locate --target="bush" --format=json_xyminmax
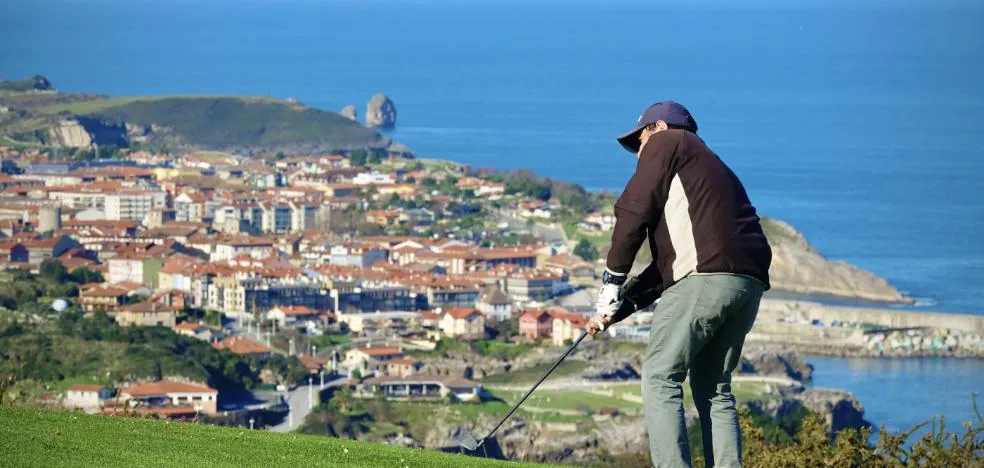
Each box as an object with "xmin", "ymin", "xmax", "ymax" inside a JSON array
[
  {"xmin": 730, "ymin": 402, "xmax": 984, "ymax": 468},
  {"xmin": 574, "ymin": 238, "xmax": 599, "ymax": 261}
]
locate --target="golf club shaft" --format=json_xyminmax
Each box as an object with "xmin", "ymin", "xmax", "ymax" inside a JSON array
[{"xmin": 480, "ymin": 330, "xmax": 589, "ymax": 444}]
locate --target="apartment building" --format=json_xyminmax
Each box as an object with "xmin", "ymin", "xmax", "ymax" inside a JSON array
[{"xmin": 104, "ymin": 191, "xmax": 167, "ymax": 221}]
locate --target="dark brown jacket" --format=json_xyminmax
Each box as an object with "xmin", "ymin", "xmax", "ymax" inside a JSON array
[{"xmin": 606, "ymin": 129, "xmax": 772, "ymax": 295}]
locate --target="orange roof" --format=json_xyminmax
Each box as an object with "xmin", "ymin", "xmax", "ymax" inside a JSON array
[
  {"xmin": 68, "ymin": 384, "xmax": 106, "ymax": 392},
  {"xmin": 297, "ymin": 354, "xmax": 324, "ymax": 372},
  {"xmin": 519, "ymin": 309, "xmax": 552, "ymax": 322},
  {"xmin": 212, "ymin": 336, "xmax": 273, "ymax": 355},
  {"xmin": 122, "ymin": 380, "xmax": 216, "ymax": 397},
  {"xmin": 444, "ymin": 307, "xmax": 482, "ymax": 320},
  {"xmin": 81, "ymin": 284, "xmax": 129, "ymax": 297},
  {"xmin": 388, "ymin": 358, "xmax": 420, "ymax": 366},
  {"xmin": 419, "ymin": 311, "xmax": 440, "ymax": 320},
  {"xmin": 173, "ymin": 322, "xmax": 202, "ymax": 332},
  {"xmin": 353, "ymin": 346, "xmax": 402, "ymax": 357},
  {"xmin": 549, "ymin": 308, "xmax": 588, "ymax": 326},
  {"xmin": 270, "ymin": 305, "xmax": 316, "ymax": 316}
]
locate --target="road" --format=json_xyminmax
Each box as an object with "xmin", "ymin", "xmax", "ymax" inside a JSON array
[{"xmin": 269, "ymin": 375, "xmax": 347, "ymax": 433}]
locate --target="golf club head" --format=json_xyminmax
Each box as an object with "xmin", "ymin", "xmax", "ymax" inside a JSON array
[{"xmin": 454, "ymin": 430, "xmax": 480, "ymax": 451}]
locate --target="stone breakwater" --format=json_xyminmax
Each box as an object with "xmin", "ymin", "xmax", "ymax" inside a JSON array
[{"xmin": 749, "ymin": 299, "xmax": 984, "ymax": 358}]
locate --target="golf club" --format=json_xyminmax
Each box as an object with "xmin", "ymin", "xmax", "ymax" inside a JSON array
[{"xmin": 455, "ymin": 329, "xmax": 589, "ymax": 452}]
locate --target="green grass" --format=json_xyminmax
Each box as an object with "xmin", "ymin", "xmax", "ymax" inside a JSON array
[
  {"xmin": 34, "ymin": 95, "xmax": 276, "ymax": 115},
  {"xmin": 18, "ymin": 95, "xmax": 387, "ymax": 153},
  {"xmin": 561, "ymin": 222, "xmax": 610, "ymax": 250},
  {"xmin": 488, "ymin": 389, "xmax": 642, "ymax": 412},
  {"xmin": 0, "ymin": 407, "xmax": 551, "ymax": 468},
  {"xmin": 480, "ymin": 360, "xmax": 589, "ymax": 385}
]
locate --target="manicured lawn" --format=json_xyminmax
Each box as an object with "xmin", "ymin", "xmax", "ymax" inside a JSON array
[
  {"xmin": 0, "ymin": 407, "xmax": 551, "ymax": 468},
  {"xmin": 480, "ymin": 360, "xmax": 589, "ymax": 385},
  {"xmin": 489, "ymin": 388, "xmax": 643, "ymax": 412}
]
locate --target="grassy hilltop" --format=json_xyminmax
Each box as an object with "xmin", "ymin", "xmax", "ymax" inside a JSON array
[
  {"xmin": 0, "ymin": 407, "xmax": 548, "ymax": 468},
  {"xmin": 0, "ymin": 75, "xmax": 392, "ymax": 155}
]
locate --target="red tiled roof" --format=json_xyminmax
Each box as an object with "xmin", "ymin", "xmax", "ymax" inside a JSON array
[
  {"xmin": 418, "ymin": 311, "xmax": 440, "ymax": 320},
  {"xmin": 444, "ymin": 307, "xmax": 482, "ymax": 320},
  {"xmin": 388, "ymin": 358, "xmax": 420, "ymax": 366},
  {"xmin": 173, "ymin": 322, "xmax": 202, "ymax": 332},
  {"xmin": 270, "ymin": 305, "xmax": 316, "ymax": 316},
  {"xmin": 352, "ymin": 346, "xmax": 402, "ymax": 357},
  {"xmin": 122, "ymin": 380, "xmax": 216, "ymax": 397}
]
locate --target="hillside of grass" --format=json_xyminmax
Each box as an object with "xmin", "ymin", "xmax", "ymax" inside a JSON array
[
  {"xmin": 57, "ymin": 96, "xmax": 387, "ymax": 152},
  {"xmin": 0, "ymin": 75, "xmax": 399, "ymax": 155},
  {"xmin": 0, "ymin": 75, "xmax": 53, "ymax": 92},
  {"xmin": 0, "ymin": 407, "xmax": 548, "ymax": 468}
]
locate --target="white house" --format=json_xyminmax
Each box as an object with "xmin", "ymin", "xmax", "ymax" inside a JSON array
[
  {"xmin": 120, "ymin": 380, "xmax": 218, "ymax": 415},
  {"xmin": 212, "ymin": 237, "xmax": 275, "ymax": 261},
  {"xmin": 582, "ymin": 212, "xmax": 616, "ymax": 231},
  {"xmin": 266, "ymin": 305, "xmax": 322, "ymax": 328},
  {"xmin": 439, "ymin": 308, "xmax": 486, "ymax": 340},
  {"xmin": 352, "ymin": 172, "xmax": 395, "ymax": 185},
  {"xmin": 64, "ymin": 384, "xmax": 111, "ymax": 412},
  {"xmin": 476, "ymin": 288, "xmax": 513, "ymax": 321},
  {"xmin": 329, "ymin": 242, "xmax": 387, "ymax": 268},
  {"xmin": 356, "ymin": 375, "xmax": 485, "ymax": 402},
  {"xmin": 550, "ymin": 309, "xmax": 588, "ymax": 346},
  {"xmin": 344, "ymin": 345, "xmax": 404, "ymax": 372}
]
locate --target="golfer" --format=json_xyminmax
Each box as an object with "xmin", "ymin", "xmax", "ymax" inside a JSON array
[{"xmin": 587, "ymin": 101, "xmax": 772, "ymax": 468}]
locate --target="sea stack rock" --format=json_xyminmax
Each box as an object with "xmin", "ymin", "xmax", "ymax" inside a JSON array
[
  {"xmin": 340, "ymin": 105, "xmax": 358, "ymax": 121},
  {"xmin": 365, "ymin": 93, "xmax": 396, "ymax": 129}
]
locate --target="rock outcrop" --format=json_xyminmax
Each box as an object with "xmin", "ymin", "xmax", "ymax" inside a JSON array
[
  {"xmin": 365, "ymin": 93, "xmax": 397, "ymax": 128},
  {"xmin": 764, "ymin": 218, "xmax": 908, "ymax": 303},
  {"xmin": 746, "ymin": 387, "xmax": 870, "ymax": 435},
  {"xmin": 738, "ymin": 346, "xmax": 814, "ymax": 382},
  {"xmin": 340, "ymin": 105, "xmax": 358, "ymax": 121},
  {"xmin": 46, "ymin": 119, "xmax": 92, "ymax": 148}
]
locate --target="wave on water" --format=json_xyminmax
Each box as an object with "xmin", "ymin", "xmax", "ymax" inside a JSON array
[{"xmin": 908, "ymin": 297, "xmax": 939, "ymax": 308}]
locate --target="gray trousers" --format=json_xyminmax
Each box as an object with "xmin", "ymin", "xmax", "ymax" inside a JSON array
[{"xmin": 642, "ymin": 274, "xmax": 764, "ymax": 468}]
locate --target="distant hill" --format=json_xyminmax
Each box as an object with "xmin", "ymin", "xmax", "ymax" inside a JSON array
[
  {"xmin": 0, "ymin": 76, "xmax": 405, "ymax": 156},
  {"xmin": 0, "ymin": 74, "xmax": 54, "ymax": 92},
  {"xmin": 0, "ymin": 407, "xmax": 545, "ymax": 468}
]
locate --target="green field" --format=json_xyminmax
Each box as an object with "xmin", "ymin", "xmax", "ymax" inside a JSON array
[
  {"xmin": 34, "ymin": 95, "xmax": 277, "ymax": 115},
  {"xmin": 480, "ymin": 360, "xmax": 589, "ymax": 385},
  {"xmin": 0, "ymin": 407, "xmax": 551, "ymax": 468},
  {"xmin": 489, "ymin": 388, "xmax": 643, "ymax": 412},
  {"xmin": 485, "ymin": 380, "xmax": 769, "ymax": 417}
]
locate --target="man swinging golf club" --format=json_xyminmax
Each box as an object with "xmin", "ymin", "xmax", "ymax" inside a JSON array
[{"xmin": 587, "ymin": 101, "xmax": 772, "ymax": 468}]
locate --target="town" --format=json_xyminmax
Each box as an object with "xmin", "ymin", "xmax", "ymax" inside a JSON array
[{"xmin": 0, "ymin": 144, "xmax": 630, "ymax": 427}]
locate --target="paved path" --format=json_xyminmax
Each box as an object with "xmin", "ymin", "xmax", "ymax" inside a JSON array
[{"xmin": 269, "ymin": 376, "xmax": 346, "ymax": 433}]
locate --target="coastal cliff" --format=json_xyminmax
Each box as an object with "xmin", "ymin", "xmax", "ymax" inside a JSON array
[
  {"xmin": 761, "ymin": 218, "xmax": 908, "ymax": 303},
  {"xmin": 0, "ymin": 76, "xmax": 410, "ymax": 156}
]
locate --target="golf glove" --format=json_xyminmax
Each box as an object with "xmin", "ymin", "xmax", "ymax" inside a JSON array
[
  {"xmin": 586, "ymin": 313, "xmax": 613, "ymax": 336},
  {"xmin": 595, "ymin": 283, "xmax": 622, "ymax": 320}
]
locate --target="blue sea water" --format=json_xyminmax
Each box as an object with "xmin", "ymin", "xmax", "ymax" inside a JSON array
[{"xmin": 1, "ymin": 0, "xmax": 982, "ymax": 434}]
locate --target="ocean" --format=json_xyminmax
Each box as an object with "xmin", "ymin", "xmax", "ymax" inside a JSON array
[{"xmin": 1, "ymin": 0, "xmax": 982, "ymax": 436}]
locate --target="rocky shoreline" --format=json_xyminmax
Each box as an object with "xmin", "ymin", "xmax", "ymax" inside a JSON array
[{"xmin": 749, "ymin": 298, "xmax": 984, "ymax": 358}]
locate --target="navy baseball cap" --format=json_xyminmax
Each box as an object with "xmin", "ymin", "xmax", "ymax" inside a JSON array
[{"xmin": 617, "ymin": 101, "xmax": 699, "ymax": 153}]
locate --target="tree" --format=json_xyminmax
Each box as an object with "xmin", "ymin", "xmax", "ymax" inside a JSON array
[
  {"xmin": 39, "ymin": 259, "xmax": 68, "ymax": 282},
  {"xmin": 368, "ymin": 149, "xmax": 384, "ymax": 165},
  {"xmin": 574, "ymin": 238, "xmax": 599, "ymax": 261},
  {"xmin": 273, "ymin": 151, "xmax": 286, "ymax": 161},
  {"xmin": 71, "ymin": 267, "xmax": 104, "ymax": 284},
  {"xmin": 349, "ymin": 150, "xmax": 367, "ymax": 166}
]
